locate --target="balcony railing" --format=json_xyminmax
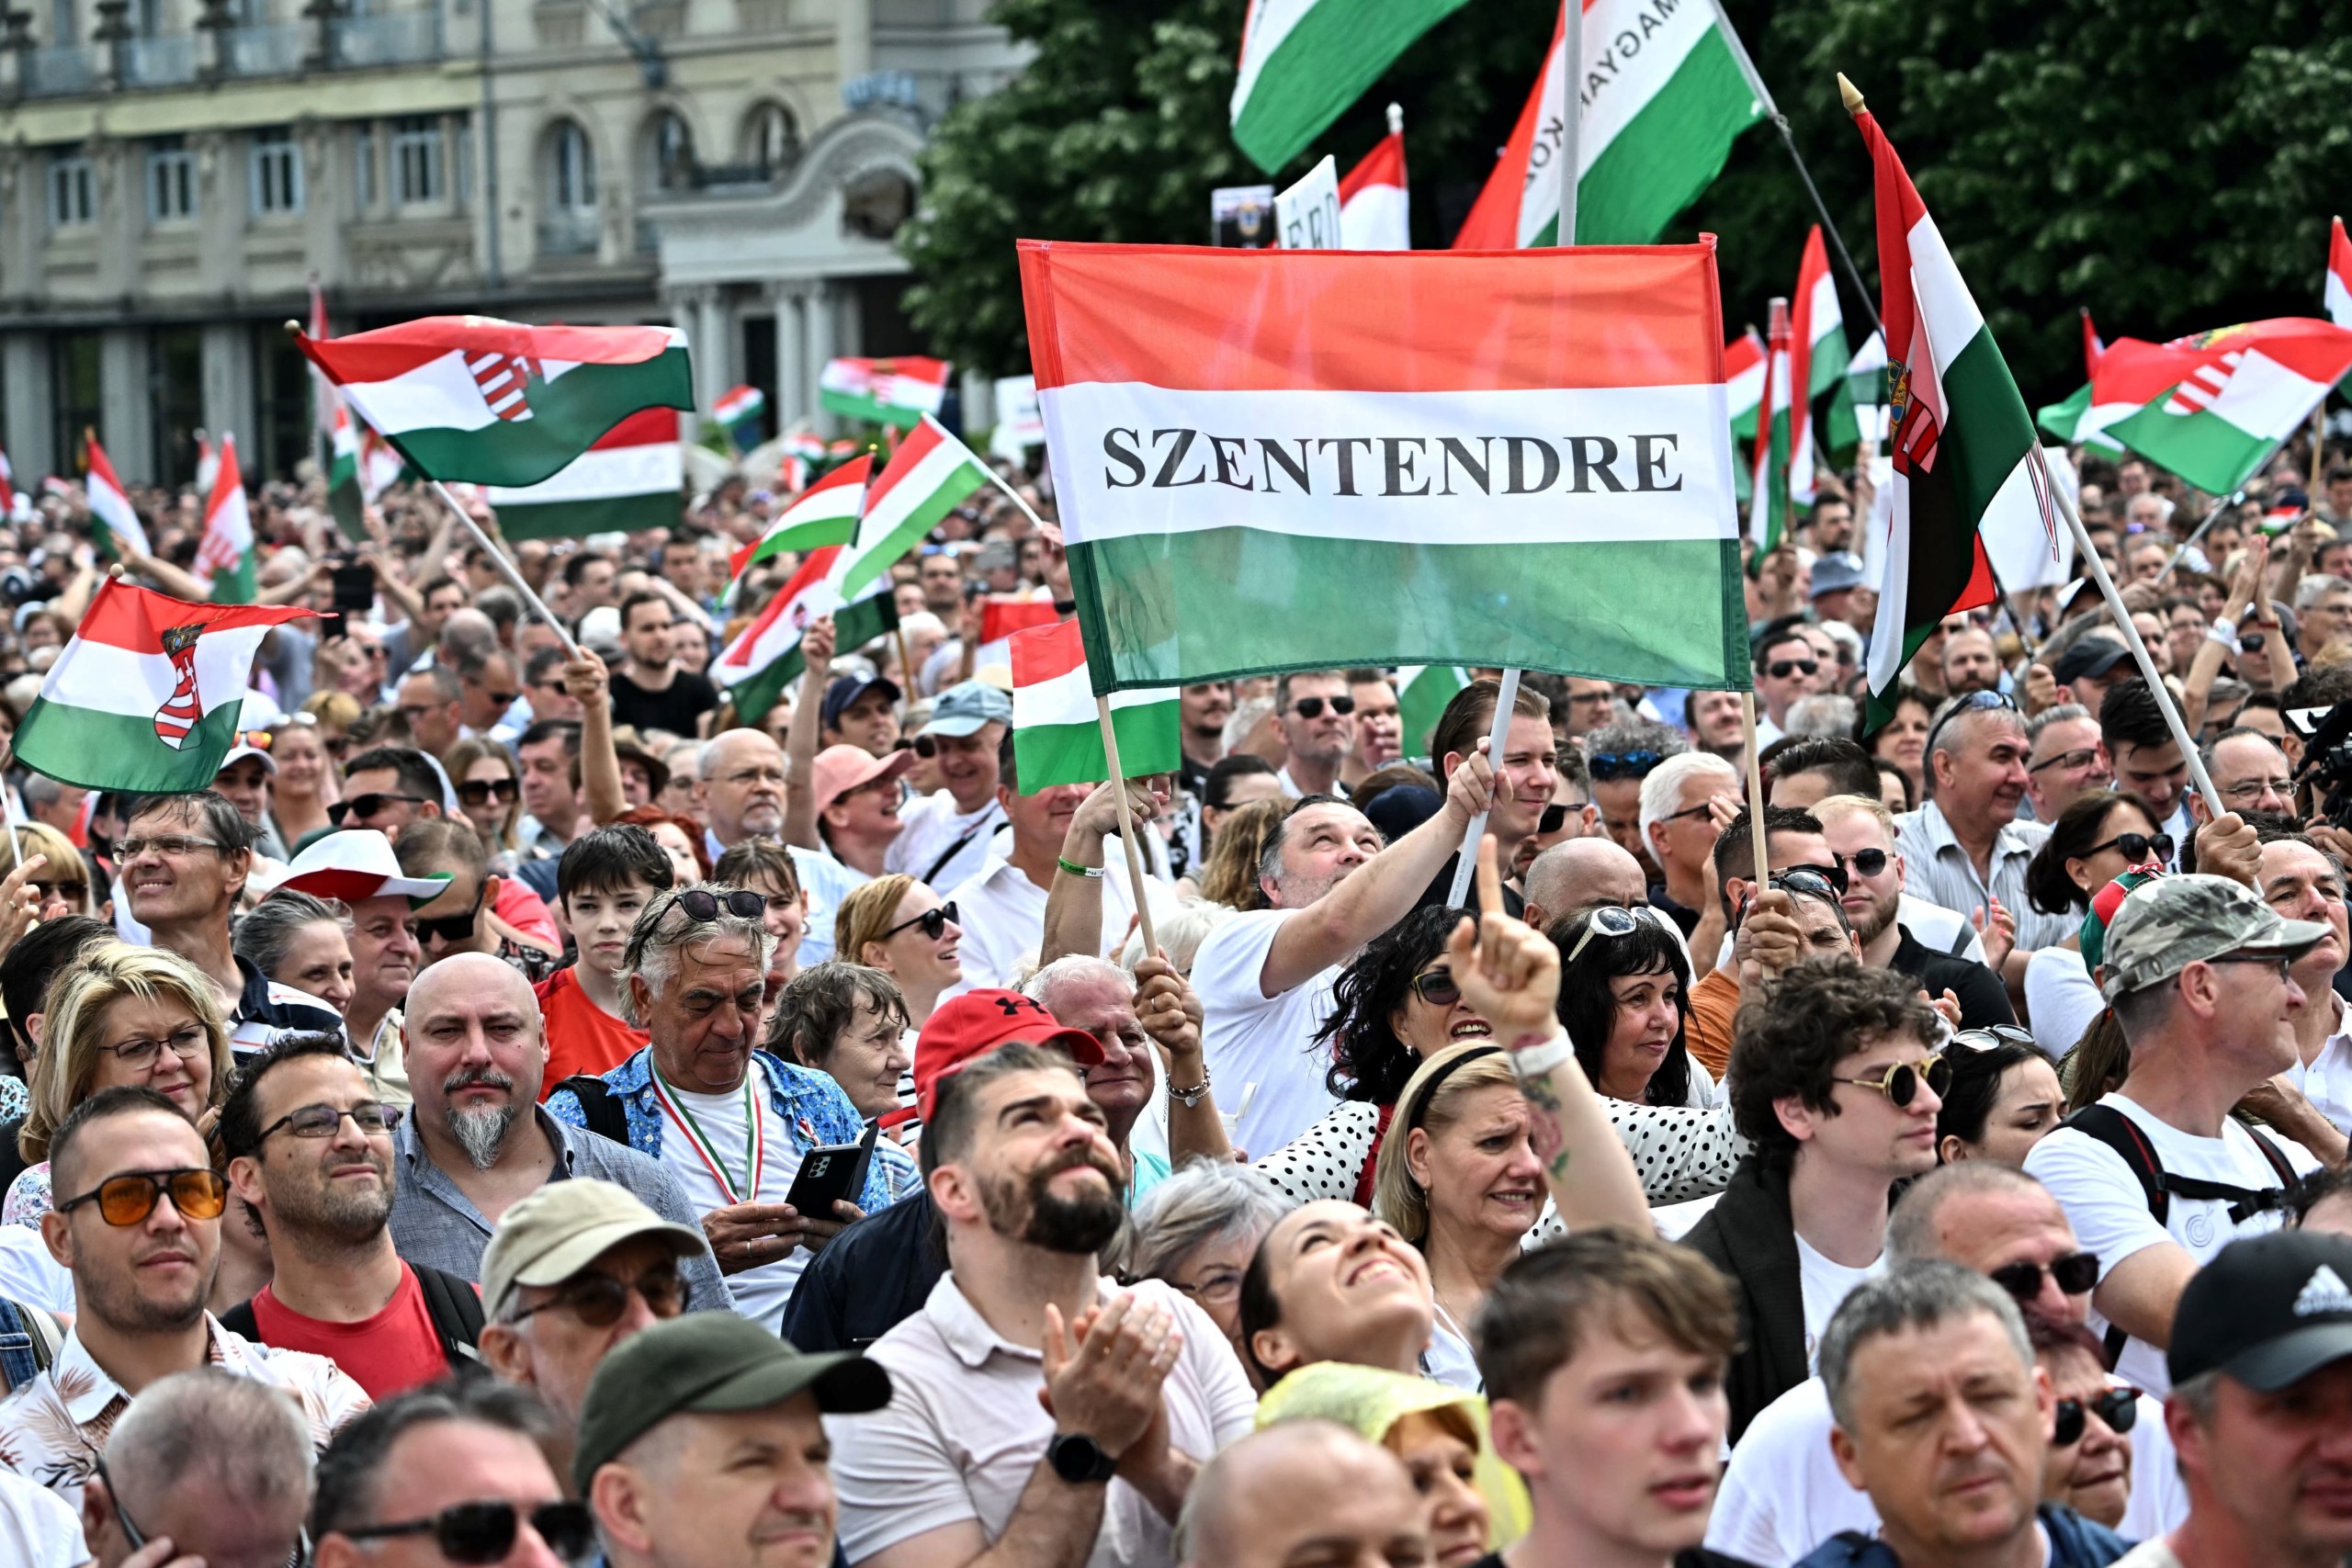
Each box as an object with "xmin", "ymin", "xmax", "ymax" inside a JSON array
[
  {"xmin": 335, "ymin": 8, "xmax": 438, "ymax": 67},
  {"xmin": 537, "ymin": 209, "xmax": 599, "ymax": 258},
  {"xmin": 219, "ymin": 21, "xmax": 305, "ymax": 74},
  {"xmin": 120, "ymin": 31, "xmax": 197, "ymax": 85},
  {"xmin": 22, "ymin": 43, "xmax": 97, "ymax": 95}
]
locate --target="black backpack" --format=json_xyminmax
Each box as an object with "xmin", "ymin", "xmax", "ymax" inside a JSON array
[
  {"xmin": 222, "ymin": 1263, "xmax": 486, "ymax": 1375},
  {"xmin": 554, "ymin": 1074, "xmax": 630, "ymax": 1145},
  {"xmin": 2060, "ymin": 1101, "xmax": 2299, "ymax": 1365}
]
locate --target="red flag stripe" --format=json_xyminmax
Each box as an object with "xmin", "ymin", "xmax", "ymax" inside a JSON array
[
  {"xmin": 1010, "ymin": 618, "xmax": 1085, "ymax": 686},
  {"xmin": 300, "ymin": 318, "xmax": 680, "ymax": 387},
  {"xmin": 71, "ymin": 579, "xmax": 316, "ymax": 657}
]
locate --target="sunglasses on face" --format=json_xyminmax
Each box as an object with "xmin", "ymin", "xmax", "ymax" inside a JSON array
[
  {"xmin": 56, "ymin": 1168, "xmax": 227, "ymax": 1226},
  {"xmin": 1829, "ymin": 1054, "xmax": 1952, "ymax": 1108},
  {"xmin": 2086, "ymin": 830, "xmax": 2173, "ymax": 865},
  {"xmin": 881, "ymin": 900, "xmax": 959, "ymax": 942},
  {"xmin": 509, "ymin": 1265, "xmax": 690, "ymax": 1327},
  {"xmin": 1539, "ymin": 802, "xmax": 1583, "ymax": 835},
  {"xmin": 1588, "ymin": 750, "xmax": 1666, "ymax": 781},
  {"xmin": 894, "ymin": 734, "xmax": 939, "ymax": 759},
  {"xmin": 1290, "ymin": 695, "xmax": 1355, "ymax": 719},
  {"xmin": 1839, "ymin": 848, "xmax": 1890, "ymax": 879},
  {"xmin": 456, "ymin": 777, "xmax": 520, "ymax": 808},
  {"xmin": 1986, "ymin": 1249, "xmax": 2101, "ymax": 1303},
  {"xmin": 256, "ymin": 1100, "xmax": 402, "ymax": 1144},
  {"xmin": 2052, "ymin": 1387, "xmax": 2139, "ymax": 1447},
  {"xmin": 1408, "ymin": 968, "xmax": 1461, "ymax": 1009},
  {"xmin": 28, "ymin": 877, "xmax": 86, "ymax": 904},
  {"xmin": 1765, "ymin": 659, "xmax": 1820, "ymax": 679},
  {"xmin": 1566, "ymin": 903, "xmax": 1646, "ymax": 964},
  {"xmin": 412, "ymin": 885, "xmax": 487, "ymax": 945},
  {"xmin": 328, "ymin": 793, "xmax": 429, "ymax": 826},
  {"xmin": 341, "ymin": 1500, "xmax": 596, "ymax": 1566}
]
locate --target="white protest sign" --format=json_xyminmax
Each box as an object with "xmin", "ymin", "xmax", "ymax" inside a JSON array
[
  {"xmin": 1274, "ymin": 155, "xmax": 1341, "ymax": 251},
  {"xmin": 989, "ymin": 375, "xmax": 1045, "ymax": 460}
]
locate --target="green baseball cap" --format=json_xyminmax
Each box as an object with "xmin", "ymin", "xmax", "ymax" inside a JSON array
[
  {"xmin": 2098, "ymin": 873, "xmax": 2332, "ymax": 1002},
  {"xmin": 571, "ymin": 1314, "xmax": 893, "ymax": 1492}
]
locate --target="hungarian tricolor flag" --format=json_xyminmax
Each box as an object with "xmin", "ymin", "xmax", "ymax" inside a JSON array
[
  {"xmin": 973, "ymin": 594, "xmax": 1063, "ymax": 674},
  {"xmin": 85, "ymin": 432, "xmax": 151, "ymax": 559},
  {"xmin": 729, "ymin": 455, "xmax": 871, "ymax": 584},
  {"xmin": 1847, "ymin": 78, "xmax": 2048, "ymax": 726},
  {"xmin": 2099, "ymin": 319, "xmax": 2352, "ymax": 495},
  {"xmin": 1726, "ymin": 328, "xmax": 1765, "ymax": 504},
  {"xmin": 14, "ymin": 579, "xmax": 317, "ymax": 792},
  {"xmin": 293, "ymin": 317, "xmax": 693, "ymax": 488},
  {"xmin": 1750, "ymin": 299, "xmax": 1792, "ymax": 561},
  {"xmin": 1228, "ymin": 0, "xmax": 1467, "ymax": 174},
  {"xmin": 716, "ymin": 385, "xmax": 767, "ymax": 453},
  {"xmin": 1451, "ymin": 0, "xmax": 1765, "ymax": 250},
  {"xmin": 819, "ymin": 356, "xmax": 952, "ymax": 429},
  {"xmin": 1338, "ymin": 112, "xmax": 1409, "ymax": 251},
  {"xmin": 713, "ymin": 543, "xmax": 899, "ymax": 723},
  {"xmin": 196, "ymin": 434, "xmax": 256, "ymax": 604},
  {"xmin": 1011, "ymin": 619, "xmax": 1181, "ymax": 789},
  {"xmin": 1846, "ymin": 329, "xmax": 1891, "ymax": 444},
  {"xmin": 326, "ymin": 396, "xmax": 365, "ymax": 541},
  {"xmin": 1788, "ymin": 225, "xmax": 1858, "ymax": 504},
  {"xmin": 1397, "ymin": 664, "xmax": 1466, "ymax": 754},
  {"xmin": 2329, "ymin": 217, "xmax": 2352, "ymax": 330},
  {"xmin": 1017, "ymin": 239, "xmax": 1746, "ymax": 692},
  {"xmin": 838, "ymin": 415, "xmax": 991, "ymax": 597},
  {"xmin": 484, "ymin": 407, "xmax": 684, "ymax": 539},
  {"xmin": 2035, "ymin": 335, "xmax": 2195, "ymax": 460}
]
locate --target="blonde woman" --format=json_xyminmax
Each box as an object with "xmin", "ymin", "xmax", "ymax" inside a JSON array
[
  {"xmin": 8, "ymin": 822, "xmax": 90, "ymax": 919},
  {"xmin": 6, "ymin": 942, "xmax": 234, "ymax": 1226},
  {"xmin": 267, "ymin": 713, "xmax": 340, "ymax": 849},
  {"xmin": 834, "ymin": 873, "xmax": 963, "ymax": 1027}
]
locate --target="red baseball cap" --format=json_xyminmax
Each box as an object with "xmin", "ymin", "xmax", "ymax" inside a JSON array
[{"xmin": 888, "ymin": 988, "xmax": 1104, "ymax": 1126}]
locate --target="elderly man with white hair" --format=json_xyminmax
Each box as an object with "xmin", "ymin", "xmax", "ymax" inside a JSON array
[
  {"xmin": 1638, "ymin": 750, "xmax": 1740, "ymax": 941},
  {"xmin": 81, "ymin": 1368, "xmax": 316, "ymax": 1568},
  {"xmin": 546, "ymin": 886, "xmax": 905, "ymax": 1329}
]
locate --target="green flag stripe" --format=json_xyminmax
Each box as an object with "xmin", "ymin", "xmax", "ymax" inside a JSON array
[
  {"xmin": 1015, "ymin": 705, "xmax": 1182, "ymax": 791},
  {"xmin": 380, "ymin": 351, "xmax": 692, "ymax": 487},
  {"xmin": 497, "ymin": 490, "xmax": 684, "ymax": 541},
  {"xmin": 1230, "ymin": 0, "xmax": 1471, "ymax": 173},
  {"xmin": 15, "ymin": 700, "xmax": 243, "ymax": 793},
  {"xmin": 1574, "ymin": 29, "xmax": 1761, "ymax": 245}
]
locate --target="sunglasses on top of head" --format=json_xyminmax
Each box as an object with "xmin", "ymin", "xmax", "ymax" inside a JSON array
[{"xmin": 1587, "ymin": 750, "xmax": 1665, "ymax": 782}]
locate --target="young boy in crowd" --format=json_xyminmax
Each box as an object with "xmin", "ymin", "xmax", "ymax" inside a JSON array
[{"xmin": 536, "ymin": 825, "xmax": 674, "ymax": 1095}]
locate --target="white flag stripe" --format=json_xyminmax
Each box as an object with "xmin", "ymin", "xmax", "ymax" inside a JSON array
[
  {"xmin": 1581, "ymin": 0, "xmax": 1721, "ymax": 165},
  {"xmin": 88, "ymin": 474, "xmax": 151, "ymax": 557},
  {"xmin": 1905, "ymin": 214, "xmax": 1990, "ymax": 381},
  {"xmin": 1725, "ymin": 357, "xmax": 1765, "ymax": 416},
  {"xmin": 344, "ymin": 351, "xmax": 505, "ymax": 435},
  {"xmin": 2329, "ymin": 270, "xmax": 2352, "ymax": 331},
  {"xmin": 2195, "ymin": 349, "xmax": 2332, "ymax": 439},
  {"xmin": 1231, "ymin": 0, "xmax": 1317, "ymax": 113},
  {"xmin": 1041, "ymin": 382, "xmax": 1736, "ymax": 547},
  {"xmin": 39, "ymin": 636, "xmax": 266, "ymax": 724},
  {"xmin": 1015, "ymin": 662, "xmax": 1177, "ymax": 730},
  {"xmin": 486, "ymin": 440, "xmax": 682, "ymax": 504}
]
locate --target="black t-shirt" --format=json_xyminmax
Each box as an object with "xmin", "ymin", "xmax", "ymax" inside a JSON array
[
  {"xmin": 1888, "ymin": 926, "xmax": 2017, "ymax": 1032},
  {"xmin": 780, "ymin": 1187, "xmax": 944, "ymax": 1352},
  {"xmin": 608, "ymin": 668, "xmax": 719, "ymax": 736}
]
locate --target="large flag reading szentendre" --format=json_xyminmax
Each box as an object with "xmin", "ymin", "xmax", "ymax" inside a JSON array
[
  {"xmin": 1017, "ymin": 239, "xmax": 1746, "ymax": 692},
  {"xmin": 1451, "ymin": 0, "xmax": 1765, "ymax": 250},
  {"xmin": 293, "ymin": 318, "xmax": 693, "ymax": 488},
  {"xmin": 1229, "ymin": 0, "xmax": 1469, "ymax": 174},
  {"xmin": 1847, "ymin": 80, "xmax": 2049, "ymax": 725},
  {"xmin": 15, "ymin": 579, "xmax": 317, "ymax": 792}
]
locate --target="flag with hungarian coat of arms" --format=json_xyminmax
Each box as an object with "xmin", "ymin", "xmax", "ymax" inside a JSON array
[{"xmin": 12, "ymin": 579, "xmax": 318, "ymax": 792}]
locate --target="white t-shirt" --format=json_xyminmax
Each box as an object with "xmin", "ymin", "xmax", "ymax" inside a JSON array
[
  {"xmin": 653, "ymin": 1076, "xmax": 807, "ymax": 1330},
  {"xmin": 2025, "ymin": 1091, "xmax": 2319, "ymax": 1394},
  {"xmin": 1708, "ymin": 1374, "xmax": 2186, "ymax": 1562},
  {"xmin": 0, "ymin": 1471, "xmax": 81, "ymax": 1568},
  {"xmin": 1795, "ymin": 1234, "xmax": 1883, "ymax": 1372},
  {"xmin": 942, "ymin": 843, "xmax": 1171, "ymax": 994},
  {"xmin": 1191, "ymin": 908, "xmax": 1343, "ymax": 1159},
  {"xmin": 2025, "ymin": 946, "xmax": 2106, "ymax": 1060},
  {"xmin": 788, "ymin": 845, "xmax": 868, "ymax": 969},
  {"xmin": 0, "ymin": 1224, "xmax": 72, "ymax": 1315},
  {"xmin": 888, "ymin": 793, "xmax": 1004, "ymax": 891},
  {"xmin": 2112, "ymin": 1541, "xmax": 2185, "ymax": 1568}
]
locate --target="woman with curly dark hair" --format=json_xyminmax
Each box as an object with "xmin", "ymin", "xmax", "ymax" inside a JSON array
[{"xmin": 1551, "ymin": 907, "xmax": 1708, "ymax": 1108}]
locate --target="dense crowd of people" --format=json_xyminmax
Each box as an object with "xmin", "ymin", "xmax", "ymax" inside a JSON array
[{"xmin": 0, "ymin": 437, "xmax": 2343, "ymax": 1568}]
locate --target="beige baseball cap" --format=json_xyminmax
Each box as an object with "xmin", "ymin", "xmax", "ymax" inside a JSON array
[{"xmin": 479, "ymin": 1179, "xmax": 706, "ymax": 1319}]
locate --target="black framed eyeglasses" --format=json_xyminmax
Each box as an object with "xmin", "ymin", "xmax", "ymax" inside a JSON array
[
  {"xmin": 1588, "ymin": 750, "xmax": 1666, "ymax": 781},
  {"xmin": 508, "ymin": 1265, "xmax": 690, "ymax": 1327},
  {"xmin": 2027, "ymin": 746, "xmax": 2101, "ymax": 776},
  {"xmin": 881, "ymin": 900, "xmax": 960, "ymax": 942},
  {"xmin": 1922, "ymin": 690, "xmax": 2020, "ymax": 757},
  {"xmin": 56, "ymin": 1168, "xmax": 227, "ymax": 1227},
  {"xmin": 254, "ymin": 1100, "xmax": 402, "ymax": 1145},
  {"xmin": 340, "ymin": 1500, "xmax": 595, "ymax": 1565},
  {"xmin": 2086, "ymin": 830, "xmax": 2173, "ymax": 866},
  {"xmin": 1289, "ymin": 694, "xmax": 1355, "ymax": 719},
  {"xmin": 2052, "ymin": 1387, "xmax": 2139, "ymax": 1447},
  {"xmin": 673, "ymin": 887, "xmax": 767, "ymax": 923},
  {"xmin": 328, "ymin": 792, "xmax": 429, "ymax": 826},
  {"xmin": 1829, "ymin": 1054, "xmax": 1952, "ymax": 1108},
  {"xmin": 1986, "ymin": 1249, "xmax": 2101, "ymax": 1303}
]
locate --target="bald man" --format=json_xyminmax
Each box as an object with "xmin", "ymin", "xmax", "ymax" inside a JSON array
[
  {"xmin": 1521, "ymin": 838, "xmax": 1651, "ymax": 935},
  {"xmin": 697, "ymin": 725, "xmax": 865, "ymax": 966},
  {"xmin": 1179, "ymin": 1421, "xmax": 1430, "ymax": 1568},
  {"xmin": 386, "ymin": 953, "xmax": 723, "ymax": 1299}
]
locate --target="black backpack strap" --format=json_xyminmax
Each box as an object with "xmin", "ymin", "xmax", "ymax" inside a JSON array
[
  {"xmin": 556, "ymin": 1075, "xmax": 630, "ymax": 1145},
  {"xmin": 218, "ymin": 1299, "xmax": 260, "ymax": 1340},
  {"xmin": 414, "ymin": 1265, "xmax": 486, "ymax": 1373},
  {"xmin": 921, "ymin": 807, "xmax": 1001, "ymax": 886},
  {"xmin": 2242, "ymin": 1121, "xmax": 2301, "ymax": 1189},
  {"xmin": 2062, "ymin": 1104, "xmax": 2168, "ymax": 1222}
]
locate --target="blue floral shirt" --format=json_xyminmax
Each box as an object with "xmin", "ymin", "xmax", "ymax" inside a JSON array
[{"xmin": 545, "ymin": 1048, "xmax": 917, "ymax": 1214}]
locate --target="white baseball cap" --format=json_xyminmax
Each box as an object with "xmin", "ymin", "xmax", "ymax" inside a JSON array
[{"xmin": 265, "ymin": 829, "xmax": 451, "ymax": 905}]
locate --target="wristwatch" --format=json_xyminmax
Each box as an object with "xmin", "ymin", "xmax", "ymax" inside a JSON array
[{"xmin": 1046, "ymin": 1431, "xmax": 1119, "ymax": 1484}]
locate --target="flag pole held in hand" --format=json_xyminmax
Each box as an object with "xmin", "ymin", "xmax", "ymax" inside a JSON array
[
  {"xmin": 1094, "ymin": 694, "xmax": 1159, "ymax": 957},
  {"xmin": 1445, "ymin": 669, "xmax": 1521, "ymax": 907},
  {"xmin": 1739, "ymin": 693, "xmax": 1770, "ymax": 887},
  {"xmin": 425, "ymin": 479, "xmax": 582, "ymax": 661}
]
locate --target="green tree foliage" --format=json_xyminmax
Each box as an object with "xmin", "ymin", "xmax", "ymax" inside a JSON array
[{"xmin": 902, "ymin": 0, "xmax": 2352, "ymax": 400}]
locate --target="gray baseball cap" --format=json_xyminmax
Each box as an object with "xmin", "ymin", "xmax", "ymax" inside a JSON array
[
  {"xmin": 2098, "ymin": 874, "xmax": 2332, "ymax": 1002},
  {"xmin": 922, "ymin": 679, "xmax": 1013, "ymax": 738}
]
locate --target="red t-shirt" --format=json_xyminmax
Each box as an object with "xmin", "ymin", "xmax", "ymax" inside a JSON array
[
  {"xmin": 249, "ymin": 1262, "xmax": 454, "ymax": 1399},
  {"xmin": 537, "ymin": 964, "xmax": 649, "ymax": 1097}
]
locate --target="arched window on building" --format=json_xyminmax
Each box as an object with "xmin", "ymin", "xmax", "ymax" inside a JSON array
[
  {"xmin": 741, "ymin": 101, "xmax": 799, "ymax": 177},
  {"xmin": 548, "ymin": 118, "xmax": 598, "ymax": 213},
  {"xmin": 645, "ymin": 108, "xmax": 695, "ymax": 192}
]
